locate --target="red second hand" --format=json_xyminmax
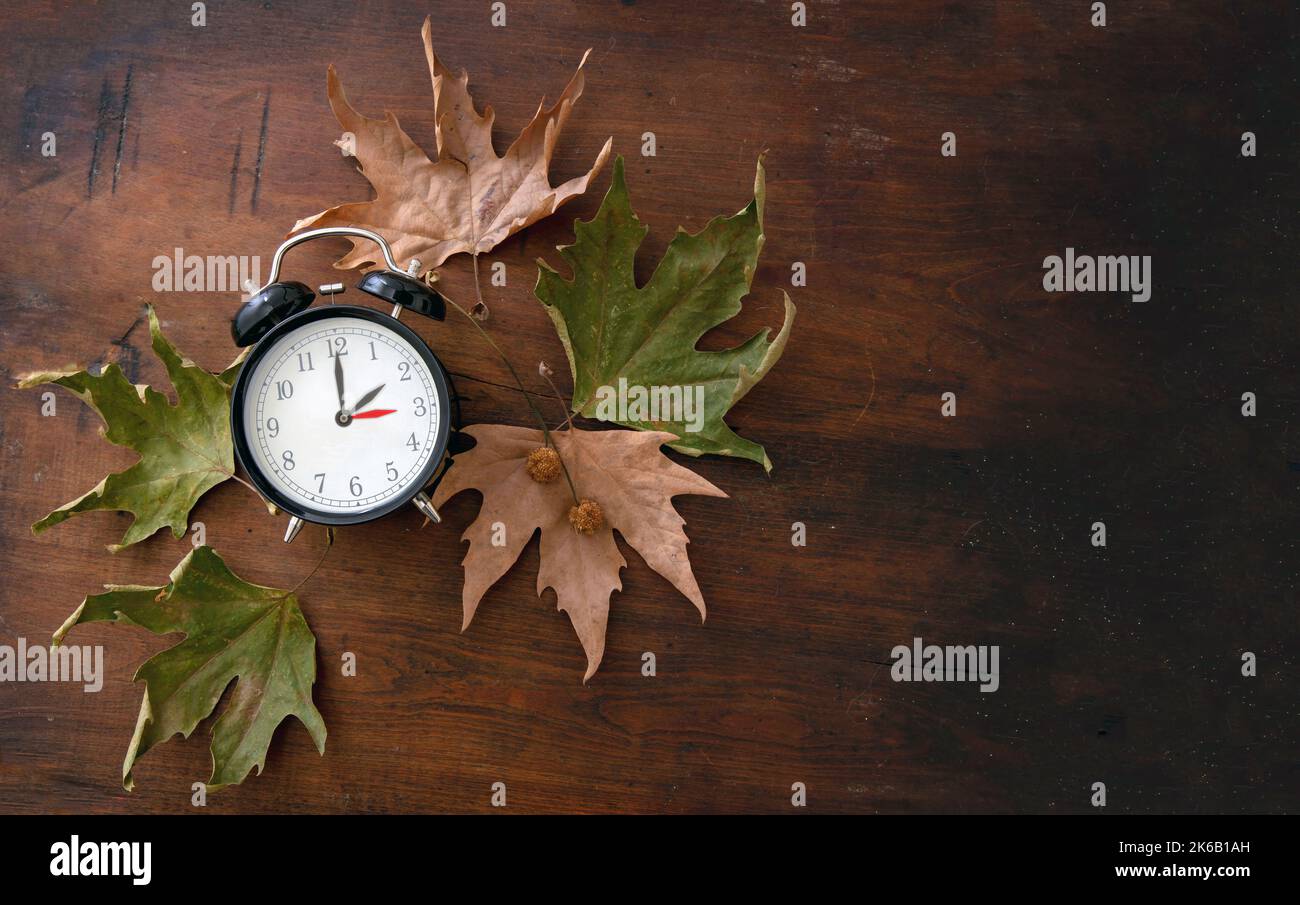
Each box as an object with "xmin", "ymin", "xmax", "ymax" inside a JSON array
[{"xmin": 351, "ymin": 409, "xmax": 397, "ymax": 419}]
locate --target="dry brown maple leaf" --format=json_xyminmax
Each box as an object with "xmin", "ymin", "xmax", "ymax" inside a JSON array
[
  {"xmin": 431, "ymin": 424, "xmax": 726, "ymax": 680},
  {"xmin": 292, "ymin": 17, "xmax": 612, "ymax": 270}
]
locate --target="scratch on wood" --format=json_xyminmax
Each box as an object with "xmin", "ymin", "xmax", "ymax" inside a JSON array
[
  {"xmin": 111, "ymin": 64, "xmax": 133, "ymax": 194},
  {"xmin": 87, "ymin": 77, "xmax": 113, "ymax": 197},
  {"xmin": 850, "ymin": 348, "xmax": 877, "ymax": 428},
  {"xmin": 18, "ymin": 86, "xmax": 40, "ymax": 155},
  {"xmin": 113, "ymin": 308, "xmax": 147, "ymax": 348},
  {"xmin": 19, "ymin": 169, "xmax": 61, "ymax": 195},
  {"xmin": 251, "ymin": 91, "xmax": 270, "ymax": 212},
  {"xmin": 89, "ymin": 308, "xmax": 147, "ymax": 383},
  {"xmin": 229, "ymin": 128, "xmax": 243, "ymax": 215}
]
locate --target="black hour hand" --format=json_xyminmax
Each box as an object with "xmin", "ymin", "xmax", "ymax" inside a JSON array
[{"xmin": 351, "ymin": 383, "xmax": 385, "ymax": 413}]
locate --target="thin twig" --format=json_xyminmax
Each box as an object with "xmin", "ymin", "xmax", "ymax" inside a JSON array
[
  {"xmin": 228, "ymin": 471, "xmax": 261, "ymax": 496},
  {"xmin": 431, "ymin": 270, "xmax": 580, "ymax": 506},
  {"xmin": 539, "ymin": 365, "xmax": 576, "ymax": 434},
  {"xmin": 469, "ymin": 253, "xmax": 490, "ymax": 320},
  {"xmin": 538, "ymin": 364, "xmax": 580, "ymax": 503},
  {"xmin": 287, "ymin": 528, "xmax": 333, "ymax": 596}
]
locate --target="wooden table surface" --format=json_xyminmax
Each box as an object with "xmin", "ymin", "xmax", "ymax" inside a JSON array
[{"xmin": 0, "ymin": 0, "xmax": 1295, "ymax": 814}]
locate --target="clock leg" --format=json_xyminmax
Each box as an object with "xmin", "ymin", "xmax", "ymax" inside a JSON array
[
  {"xmin": 284, "ymin": 516, "xmax": 305, "ymax": 544},
  {"xmin": 412, "ymin": 492, "xmax": 441, "ymax": 524}
]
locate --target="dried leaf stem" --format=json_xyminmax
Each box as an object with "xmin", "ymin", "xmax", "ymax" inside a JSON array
[
  {"xmin": 435, "ymin": 274, "xmax": 580, "ymax": 505},
  {"xmin": 288, "ymin": 527, "xmax": 334, "ymax": 596}
]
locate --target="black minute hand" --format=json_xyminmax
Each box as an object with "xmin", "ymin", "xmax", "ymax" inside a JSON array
[{"xmin": 334, "ymin": 351, "xmax": 345, "ymax": 411}]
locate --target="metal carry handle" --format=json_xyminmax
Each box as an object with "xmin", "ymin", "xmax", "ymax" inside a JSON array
[{"xmin": 256, "ymin": 227, "xmax": 401, "ymax": 294}]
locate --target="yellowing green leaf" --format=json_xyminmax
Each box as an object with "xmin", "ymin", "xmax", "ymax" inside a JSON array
[
  {"xmin": 17, "ymin": 306, "xmax": 240, "ymax": 551},
  {"xmin": 53, "ymin": 546, "xmax": 326, "ymax": 791},
  {"xmin": 536, "ymin": 155, "xmax": 795, "ymax": 471}
]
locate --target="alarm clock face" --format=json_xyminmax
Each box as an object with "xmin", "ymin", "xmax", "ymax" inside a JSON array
[{"xmin": 232, "ymin": 306, "xmax": 451, "ymax": 524}]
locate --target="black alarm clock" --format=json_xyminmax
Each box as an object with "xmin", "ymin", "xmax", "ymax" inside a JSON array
[{"xmin": 230, "ymin": 227, "xmax": 456, "ymax": 542}]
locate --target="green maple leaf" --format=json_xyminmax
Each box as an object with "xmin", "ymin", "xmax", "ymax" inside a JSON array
[
  {"xmin": 53, "ymin": 546, "xmax": 326, "ymax": 791},
  {"xmin": 536, "ymin": 155, "xmax": 795, "ymax": 471},
  {"xmin": 17, "ymin": 306, "xmax": 242, "ymax": 551}
]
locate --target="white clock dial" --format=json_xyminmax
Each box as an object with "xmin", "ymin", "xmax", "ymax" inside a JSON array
[{"xmin": 240, "ymin": 315, "xmax": 442, "ymax": 516}]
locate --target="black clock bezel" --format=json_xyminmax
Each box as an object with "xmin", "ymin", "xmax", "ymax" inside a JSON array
[{"xmin": 230, "ymin": 304, "xmax": 453, "ymax": 526}]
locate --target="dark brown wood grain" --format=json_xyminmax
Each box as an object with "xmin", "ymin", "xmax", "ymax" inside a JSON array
[{"xmin": 0, "ymin": 0, "xmax": 1295, "ymax": 814}]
